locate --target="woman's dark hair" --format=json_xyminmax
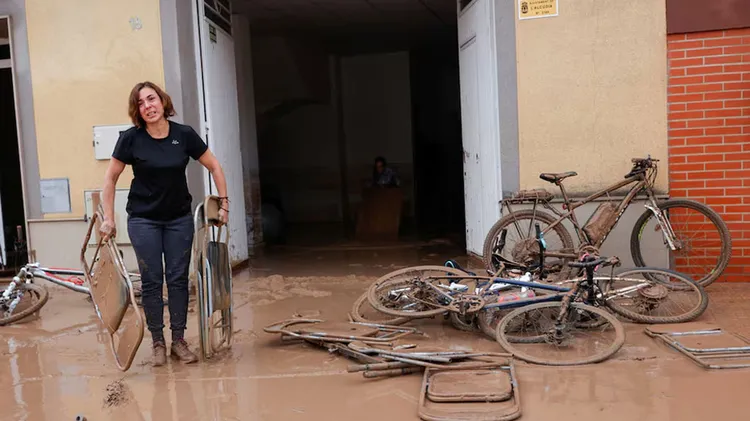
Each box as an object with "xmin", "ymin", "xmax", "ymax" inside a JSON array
[{"xmin": 374, "ymin": 156, "xmax": 387, "ymax": 166}]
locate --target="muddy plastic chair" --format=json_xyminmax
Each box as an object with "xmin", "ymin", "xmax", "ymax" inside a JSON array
[
  {"xmin": 191, "ymin": 195, "xmax": 233, "ymax": 359},
  {"xmin": 80, "ymin": 204, "xmax": 144, "ymax": 372},
  {"xmin": 418, "ymin": 356, "xmax": 522, "ymax": 421}
]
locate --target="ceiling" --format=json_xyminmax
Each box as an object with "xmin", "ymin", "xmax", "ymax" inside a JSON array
[{"xmin": 233, "ymin": 0, "xmax": 458, "ymax": 34}]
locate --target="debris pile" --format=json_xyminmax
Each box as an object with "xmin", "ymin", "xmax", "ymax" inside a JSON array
[{"xmin": 264, "ymin": 318, "xmax": 522, "ymax": 420}]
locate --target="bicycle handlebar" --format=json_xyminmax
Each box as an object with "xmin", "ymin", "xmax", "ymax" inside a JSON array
[
  {"xmin": 626, "ymin": 155, "xmax": 659, "ymax": 178},
  {"xmin": 631, "ymin": 156, "xmax": 659, "ymax": 164}
]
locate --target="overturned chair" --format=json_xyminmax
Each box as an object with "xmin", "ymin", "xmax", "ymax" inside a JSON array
[
  {"xmin": 191, "ymin": 195, "xmax": 233, "ymax": 360},
  {"xmin": 80, "ymin": 201, "xmax": 144, "ymax": 372}
]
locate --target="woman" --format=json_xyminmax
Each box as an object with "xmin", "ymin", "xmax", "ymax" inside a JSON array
[{"xmin": 100, "ymin": 81, "xmax": 229, "ymax": 367}]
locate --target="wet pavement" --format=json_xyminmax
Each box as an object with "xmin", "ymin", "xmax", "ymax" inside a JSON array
[{"xmin": 2, "ymin": 243, "xmax": 750, "ymax": 421}]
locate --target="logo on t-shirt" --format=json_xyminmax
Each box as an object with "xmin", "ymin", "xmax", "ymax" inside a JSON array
[{"xmin": 172, "ymin": 139, "xmax": 180, "ymax": 145}]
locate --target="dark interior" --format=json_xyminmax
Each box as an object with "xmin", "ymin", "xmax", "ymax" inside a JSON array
[
  {"xmin": 0, "ymin": 67, "xmax": 27, "ymax": 270},
  {"xmin": 242, "ymin": 1, "xmax": 466, "ymax": 248}
]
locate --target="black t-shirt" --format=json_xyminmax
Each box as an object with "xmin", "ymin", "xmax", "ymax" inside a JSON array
[{"xmin": 111, "ymin": 120, "xmax": 208, "ymax": 221}]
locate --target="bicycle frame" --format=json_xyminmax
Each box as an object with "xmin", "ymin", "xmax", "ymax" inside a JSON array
[
  {"xmin": 3, "ymin": 263, "xmax": 90, "ymax": 294},
  {"xmin": 1, "ymin": 264, "xmax": 89, "ymax": 317},
  {"xmin": 431, "ymin": 265, "xmax": 651, "ymax": 314},
  {"xmin": 439, "ymin": 274, "xmax": 579, "ymax": 312},
  {"xmin": 502, "ymin": 161, "xmax": 679, "ymax": 260}
]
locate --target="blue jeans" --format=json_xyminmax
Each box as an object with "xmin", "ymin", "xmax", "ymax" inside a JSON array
[{"xmin": 127, "ymin": 213, "xmax": 193, "ymax": 343}]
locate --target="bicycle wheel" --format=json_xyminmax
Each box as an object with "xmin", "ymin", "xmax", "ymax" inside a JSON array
[
  {"xmin": 477, "ymin": 286, "xmax": 556, "ymax": 340},
  {"xmin": 599, "ymin": 267, "xmax": 708, "ymax": 324},
  {"xmin": 350, "ymin": 290, "xmax": 411, "ymax": 326},
  {"xmin": 366, "ymin": 265, "xmax": 474, "ymax": 319},
  {"xmin": 630, "ymin": 199, "xmax": 731, "ymax": 287},
  {"xmin": 482, "ymin": 210, "xmax": 576, "ymax": 281},
  {"xmin": 495, "ymin": 301, "xmax": 625, "ymax": 366},
  {"xmin": 0, "ymin": 283, "xmax": 49, "ymax": 326}
]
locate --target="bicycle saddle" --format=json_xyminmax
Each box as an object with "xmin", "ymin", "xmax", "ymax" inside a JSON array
[{"xmin": 539, "ymin": 171, "xmax": 577, "ymax": 184}]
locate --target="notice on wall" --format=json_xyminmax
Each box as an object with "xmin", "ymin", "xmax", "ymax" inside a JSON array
[
  {"xmin": 40, "ymin": 178, "xmax": 71, "ymax": 214},
  {"xmin": 519, "ymin": 0, "xmax": 558, "ymax": 20}
]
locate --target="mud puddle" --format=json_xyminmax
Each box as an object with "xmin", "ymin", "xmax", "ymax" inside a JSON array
[{"xmin": 3, "ymin": 253, "xmax": 750, "ymax": 420}]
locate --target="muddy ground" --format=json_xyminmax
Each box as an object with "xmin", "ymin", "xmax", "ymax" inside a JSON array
[{"xmin": 2, "ymin": 242, "xmax": 750, "ymax": 420}]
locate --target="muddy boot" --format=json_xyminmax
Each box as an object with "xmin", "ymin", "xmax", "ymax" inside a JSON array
[
  {"xmin": 170, "ymin": 339, "xmax": 198, "ymax": 364},
  {"xmin": 152, "ymin": 341, "xmax": 167, "ymax": 367}
]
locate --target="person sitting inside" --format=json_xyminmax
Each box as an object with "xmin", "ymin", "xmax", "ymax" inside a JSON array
[{"xmin": 372, "ymin": 156, "xmax": 400, "ymax": 188}]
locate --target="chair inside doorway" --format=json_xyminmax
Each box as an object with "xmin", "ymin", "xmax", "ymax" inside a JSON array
[{"xmin": 355, "ymin": 187, "xmax": 404, "ymax": 242}]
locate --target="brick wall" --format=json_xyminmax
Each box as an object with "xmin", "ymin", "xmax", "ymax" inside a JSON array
[{"xmin": 667, "ymin": 27, "xmax": 750, "ymax": 282}]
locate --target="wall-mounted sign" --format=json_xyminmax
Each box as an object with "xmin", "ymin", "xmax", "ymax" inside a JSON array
[
  {"xmin": 209, "ymin": 24, "xmax": 217, "ymax": 43},
  {"xmin": 93, "ymin": 124, "xmax": 131, "ymax": 160},
  {"xmin": 519, "ymin": 0, "xmax": 558, "ymax": 20},
  {"xmin": 40, "ymin": 178, "xmax": 71, "ymax": 214}
]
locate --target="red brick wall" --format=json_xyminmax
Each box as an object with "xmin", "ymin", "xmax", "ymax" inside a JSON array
[{"xmin": 668, "ymin": 27, "xmax": 750, "ymax": 282}]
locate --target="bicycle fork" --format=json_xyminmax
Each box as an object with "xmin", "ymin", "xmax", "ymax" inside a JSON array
[
  {"xmin": 645, "ymin": 200, "xmax": 682, "ymax": 251},
  {"xmin": 1, "ymin": 278, "xmax": 23, "ymax": 316},
  {"xmin": 549, "ymin": 283, "xmax": 580, "ymax": 344}
]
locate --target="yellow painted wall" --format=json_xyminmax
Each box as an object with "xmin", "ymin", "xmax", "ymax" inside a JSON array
[
  {"xmin": 516, "ymin": 0, "xmax": 669, "ymax": 195},
  {"xmin": 24, "ymin": 0, "xmax": 165, "ymax": 218}
]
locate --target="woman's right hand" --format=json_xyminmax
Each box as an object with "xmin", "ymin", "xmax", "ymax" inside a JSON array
[{"xmin": 100, "ymin": 218, "xmax": 117, "ymax": 241}]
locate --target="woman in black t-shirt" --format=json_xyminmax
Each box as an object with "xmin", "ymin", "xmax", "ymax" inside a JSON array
[{"xmin": 100, "ymin": 81, "xmax": 230, "ymax": 367}]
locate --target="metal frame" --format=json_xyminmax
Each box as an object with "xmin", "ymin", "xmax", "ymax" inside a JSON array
[
  {"xmin": 645, "ymin": 326, "xmax": 750, "ymax": 369},
  {"xmin": 264, "ymin": 318, "xmax": 422, "ymax": 347},
  {"xmin": 502, "ymin": 162, "xmax": 663, "ymax": 257},
  {"xmin": 192, "ymin": 195, "xmax": 233, "ymax": 359},
  {"xmin": 79, "ymin": 206, "xmax": 143, "ymax": 371},
  {"xmin": 418, "ymin": 357, "xmax": 521, "ymax": 421}
]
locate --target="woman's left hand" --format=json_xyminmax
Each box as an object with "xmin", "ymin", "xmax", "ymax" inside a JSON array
[{"xmin": 218, "ymin": 208, "xmax": 228, "ymax": 226}]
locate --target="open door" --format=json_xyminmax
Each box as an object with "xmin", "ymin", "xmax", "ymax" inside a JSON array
[
  {"xmin": 192, "ymin": 0, "xmax": 249, "ymax": 264},
  {"xmin": 457, "ymin": 1, "xmax": 503, "ymax": 255},
  {"xmin": 0, "ymin": 16, "xmax": 27, "ymax": 271}
]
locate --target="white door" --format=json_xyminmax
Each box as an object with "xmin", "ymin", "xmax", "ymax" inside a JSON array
[
  {"xmin": 457, "ymin": 0, "xmax": 502, "ymax": 255},
  {"xmin": 0, "ymin": 190, "xmax": 5, "ymax": 266},
  {"xmin": 459, "ymin": 38, "xmax": 481, "ymax": 254},
  {"xmin": 194, "ymin": 2, "xmax": 249, "ymax": 264}
]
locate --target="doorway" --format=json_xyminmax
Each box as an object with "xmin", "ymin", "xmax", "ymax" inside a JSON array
[
  {"xmin": 245, "ymin": 19, "xmax": 466, "ymax": 248},
  {"xmin": 0, "ymin": 17, "xmax": 27, "ymax": 272}
]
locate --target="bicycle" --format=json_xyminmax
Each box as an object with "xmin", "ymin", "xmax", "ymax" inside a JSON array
[
  {"xmin": 492, "ymin": 256, "xmax": 627, "ymax": 366},
  {"xmin": 365, "ymin": 255, "xmax": 707, "ymax": 323},
  {"xmin": 0, "ymin": 263, "xmax": 88, "ymax": 325},
  {"xmin": 368, "ymin": 253, "xmax": 708, "ymax": 365},
  {"xmin": 482, "ymin": 156, "xmax": 732, "ymax": 287},
  {"xmin": 0, "ymin": 261, "xmax": 141, "ymax": 326},
  {"xmin": 349, "ymin": 253, "xmax": 539, "ymax": 328}
]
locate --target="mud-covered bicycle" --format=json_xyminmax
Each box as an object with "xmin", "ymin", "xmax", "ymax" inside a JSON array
[
  {"xmin": 0, "ymin": 261, "xmax": 141, "ymax": 326},
  {"xmin": 362, "ymin": 253, "xmax": 708, "ymax": 365},
  {"xmin": 482, "ymin": 156, "xmax": 731, "ymax": 287}
]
